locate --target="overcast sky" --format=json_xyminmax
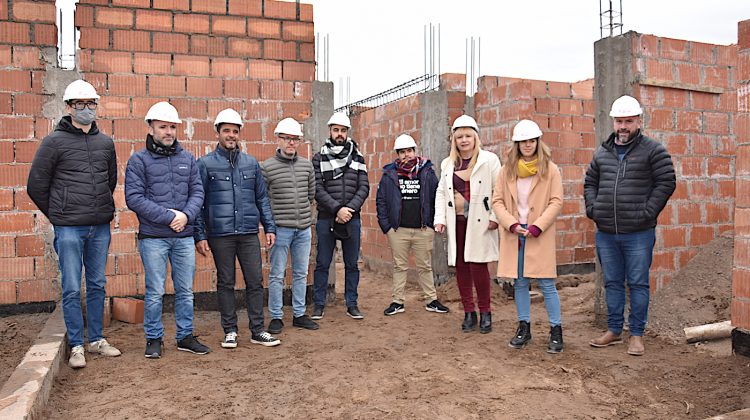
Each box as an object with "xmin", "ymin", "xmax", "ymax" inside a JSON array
[{"xmin": 307, "ymin": 0, "xmax": 749, "ymax": 108}]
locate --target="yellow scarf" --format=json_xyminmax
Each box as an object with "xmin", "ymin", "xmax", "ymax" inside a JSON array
[{"xmin": 517, "ymin": 158, "xmax": 538, "ymax": 178}]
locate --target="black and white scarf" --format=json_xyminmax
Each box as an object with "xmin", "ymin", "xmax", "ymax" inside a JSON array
[{"xmin": 319, "ymin": 138, "xmax": 367, "ymax": 180}]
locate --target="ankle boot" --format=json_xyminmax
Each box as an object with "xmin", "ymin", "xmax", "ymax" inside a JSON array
[
  {"xmin": 509, "ymin": 321, "xmax": 532, "ymax": 349},
  {"xmin": 547, "ymin": 325, "xmax": 563, "ymax": 354},
  {"xmin": 479, "ymin": 312, "xmax": 492, "ymax": 334},
  {"xmin": 461, "ymin": 312, "xmax": 477, "ymax": 332}
]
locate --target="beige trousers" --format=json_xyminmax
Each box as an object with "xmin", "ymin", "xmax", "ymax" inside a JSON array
[{"xmin": 387, "ymin": 227, "xmax": 437, "ymax": 304}]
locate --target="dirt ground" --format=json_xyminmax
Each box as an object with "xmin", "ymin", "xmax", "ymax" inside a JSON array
[
  {"xmin": 40, "ymin": 259, "xmax": 750, "ymax": 420},
  {"xmin": 0, "ymin": 312, "xmax": 49, "ymax": 386}
]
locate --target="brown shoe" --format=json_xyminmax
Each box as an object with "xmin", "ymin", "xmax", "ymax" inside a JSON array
[
  {"xmin": 589, "ymin": 331, "xmax": 623, "ymax": 348},
  {"xmin": 627, "ymin": 336, "xmax": 645, "ymax": 356}
]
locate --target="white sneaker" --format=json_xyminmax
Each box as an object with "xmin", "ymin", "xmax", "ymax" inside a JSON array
[
  {"xmin": 88, "ymin": 338, "xmax": 122, "ymax": 357},
  {"xmin": 221, "ymin": 332, "xmax": 238, "ymax": 348},
  {"xmin": 69, "ymin": 345, "xmax": 86, "ymax": 368}
]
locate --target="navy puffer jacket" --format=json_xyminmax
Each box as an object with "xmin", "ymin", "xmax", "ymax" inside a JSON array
[
  {"xmin": 584, "ymin": 131, "xmax": 676, "ymax": 234},
  {"xmin": 125, "ymin": 137, "xmax": 204, "ymax": 238},
  {"xmin": 376, "ymin": 160, "xmax": 438, "ymax": 233},
  {"xmin": 194, "ymin": 145, "xmax": 276, "ymax": 241}
]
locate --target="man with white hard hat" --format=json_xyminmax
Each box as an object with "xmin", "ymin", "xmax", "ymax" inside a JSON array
[
  {"xmin": 311, "ymin": 112, "xmax": 370, "ymax": 320},
  {"xmin": 377, "ymin": 134, "xmax": 449, "ymax": 316},
  {"xmin": 194, "ymin": 108, "xmax": 280, "ymax": 349},
  {"xmin": 125, "ymin": 101, "xmax": 209, "ymax": 358},
  {"xmin": 585, "ymin": 95, "xmax": 675, "ymax": 356},
  {"xmin": 261, "ymin": 117, "xmax": 319, "ymax": 334},
  {"xmin": 27, "ymin": 79, "xmax": 121, "ymax": 369}
]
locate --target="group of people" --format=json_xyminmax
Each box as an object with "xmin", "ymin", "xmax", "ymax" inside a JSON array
[{"xmin": 27, "ymin": 79, "xmax": 675, "ymax": 369}]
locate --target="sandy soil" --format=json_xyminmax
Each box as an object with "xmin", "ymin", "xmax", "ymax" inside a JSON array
[
  {"xmin": 40, "ymin": 261, "xmax": 750, "ymax": 420},
  {"xmin": 0, "ymin": 312, "xmax": 49, "ymax": 385}
]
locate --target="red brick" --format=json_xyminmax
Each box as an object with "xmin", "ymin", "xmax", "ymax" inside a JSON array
[
  {"xmin": 207, "ymin": 99, "xmax": 242, "ymax": 118},
  {"xmin": 265, "ymin": 0, "xmax": 296, "ymax": 20},
  {"xmin": 703, "ymin": 67, "xmax": 730, "ymax": 89},
  {"xmin": 18, "ymin": 278, "xmax": 56, "ymax": 302},
  {"xmin": 174, "ymin": 13, "xmax": 208, "ymax": 34},
  {"xmin": 732, "ymin": 269, "xmax": 750, "ymax": 305},
  {"xmin": 75, "ymin": 5, "xmax": 94, "ymax": 27},
  {"xmin": 112, "ymin": 119, "xmax": 145, "ymax": 140},
  {"xmin": 0, "ymin": 117, "xmax": 34, "ymax": 139},
  {"xmin": 149, "ymin": 75, "xmax": 186, "ymax": 97},
  {"xmin": 0, "ymin": 212, "xmax": 33, "ymax": 233},
  {"xmin": 547, "ymin": 81, "xmax": 571, "ymax": 98},
  {"xmin": 300, "ymin": 3, "xmax": 313, "ymax": 21},
  {"xmin": 211, "ymin": 57, "xmax": 247, "ymax": 78},
  {"xmin": 33, "ymin": 24, "xmax": 56, "ymax": 46},
  {"xmin": 263, "ymin": 39, "xmax": 295, "ymax": 60},
  {"xmin": 212, "ymin": 15, "xmax": 246, "ymax": 36},
  {"xmin": 224, "ymin": 79, "xmax": 259, "ymax": 99},
  {"xmin": 691, "ymin": 91, "xmax": 717, "ymax": 110},
  {"xmin": 661, "ymin": 88, "xmax": 689, "ymax": 108},
  {"xmin": 0, "ymin": 45, "xmax": 10, "ymax": 67},
  {"xmin": 14, "ymin": 141, "xmax": 38, "ymax": 163},
  {"xmin": 185, "ymin": 77, "xmax": 222, "ymax": 98},
  {"xmin": 0, "ymin": 143, "xmax": 11, "ymax": 163},
  {"xmin": 739, "ymin": 20, "xmax": 750, "ymax": 50},
  {"xmin": 680, "ymin": 156, "xmax": 703, "ymax": 177},
  {"xmin": 248, "ymin": 18, "xmax": 280, "ymax": 38},
  {"xmin": 153, "ymin": 32, "xmax": 189, "ymax": 54},
  {"xmin": 16, "ymin": 234, "xmax": 44, "ymax": 257},
  {"xmin": 106, "ymin": 274, "xmax": 138, "ymax": 297},
  {"xmin": 0, "ymin": 281, "xmax": 15, "ymax": 304},
  {"xmin": 675, "ymin": 62, "xmax": 700, "ymax": 85},
  {"xmin": 707, "ymin": 156, "xmax": 732, "ymax": 177},
  {"xmin": 79, "ymin": 27, "xmax": 110, "ymax": 49},
  {"xmin": 282, "ymin": 61, "xmax": 313, "ymax": 81},
  {"xmin": 660, "ymin": 37, "xmax": 689, "ymax": 60},
  {"xmin": 0, "ymin": 163, "xmax": 28, "ymax": 186},
  {"xmin": 0, "ymin": 22, "xmax": 31, "ymax": 44},
  {"xmin": 153, "ymin": 0, "xmax": 188, "ymax": 11},
  {"xmin": 173, "ymin": 55, "xmax": 210, "ymax": 77},
  {"xmin": 558, "ymin": 99, "xmax": 582, "ymax": 115},
  {"xmin": 260, "ymin": 80, "xmax": 294, "ymax": 100},
  {"xmin": 133, "ymin": 53, "xmax": 171, "ymax": 75},
  {"xmin": 739, "ymin": 179, "xmax": 750, "ymax": 208},
  {"xmin": 99, "ymin": 96, "xmax": 130, "ymax": 118},
  {"xmin": 170, "ymin": 98, "xmax": 208, "ymax": 120},
  {"xmin": 300, "ymin": 42, "xmax": 314, "ymax": 62},
  {"xmin": 191, "ymin": 34, "xmax": 226, "ymax": 56},
  {"xmin": 132, "ymin": 97, "xmax": 163, "ymax": 118},
  {"xmin": 14, "ymin": 93, "xmax": 43, "ymax": 115},
  {"xmin": 675, "ymin": 110, "xmax": 700, "ymax": 132},
  {"xmin": 12, "ymin": 1, "xmax": 55, "ymax": 23},
  {"xmin": 676, "ymin": 202, "xmax": 702, "ymax": 224},
  {"xmin": 229, "ymin": 0, "xmax": 261, "ymax": 17},
  {"xmin": 78, "ymin": 50, "xmax": 93, "ymax": 72},
  {"xmin": 282, "ymin": 21, "xmax": 313, "ymax": 42},
  {"xmin": 113, "ymin": 0, "xmax": 151, "ymax": 7},
  {"xmin": 636, "ymin": 34, "xmax": 659, "ymax": 57},
  {"xmin": 707, "ymin": 202, "xmax": 732, "ymax": 223},
  {"xmin": 96, "ymin": 7, "xmax": 134, "ymax": 28},
  {"xmin": 192, "ymin": 0, "xmax": 225, "ymax": 13},
  {"xmin": 691, "ymin": 42, "xmax": 716, "ymax": 65},
  {"xmin": 110, "ymin": 231, "xmax": 136, "ymax": 253},
  {"xmin": 113, "ymin": 30, "xmax": 151, "ymax": 52},
  {"xmin": 703, "ymin": 112, "xmax": 729, "ymax": 135},
  {"xmin": 13, "ymin": 188, "xmax": 35, "ymax": 210},
  {"xmin": 228, "ymin": 37, "xmax": 262, "ymax": 58},
  {"xmin": 281, "ymin": 101, "xmax": 311, "ymax": 121},
  {"xmin": 135, "ymin": 9, "xmax": 172, "ymax": 31},
  {"xmin": 108, "ymin": 73, "xmax": 146, "ymax": 96},
  {"xmin": 11, "ymin": 47, "xmax": 39, "ymax": 70},
  {"xmin": 112, "ymin": 297, "xmax": 145, "ymax": 323},
  {"xmin": 93, "ymin": 50, "xmax": 132, "ymax": 73}
]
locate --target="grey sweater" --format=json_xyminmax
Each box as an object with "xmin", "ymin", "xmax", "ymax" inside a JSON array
[{"xmin": 261, "ymin": 149, "xmax": 315, "ymax": 229}]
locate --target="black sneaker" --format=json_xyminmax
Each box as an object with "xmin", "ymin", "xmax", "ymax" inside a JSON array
[
  {"xmin": 384, "ymin": 302, "xmax": 405, "ymax": 316},
  {"xmin": 221, "ymin": 332, "xmax": 238, "ymax": 349},
  {"xmin": 293, "ymin": 315, "xmax": 320, "ymax": 330},
  {"xmin": 177, "ymin": 334, "xmax": 211, "ymax": 355},
  {"xmin": 547, "ymin": 325, "xmax": 564, "ymax": 354},
  {"xmin": 250, "ymin": 331, "xmax": 281, "ymax": 347},
  {"xmin": 311, "ymin": 305, "xmax": 324, "ymax": 320},
  {"xmin": 425, "ymin": 300, "xmax": 449, "ymax": 313},
  {"xmin": 145, "ymin": 338, "xmax": 163, "ymax": 359},
  {"xmin": 268, "ymin": 318, "xmax": 284, "ymax": 334},
  {"xmin": 346, "ymin": 306, "xmax": 364, "ymax": 319},
  {"xmin": 509, "ymin": 321, "xmax": 532, "ymax": 349}
]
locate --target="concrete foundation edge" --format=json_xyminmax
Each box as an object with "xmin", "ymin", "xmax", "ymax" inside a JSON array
[{"xmin": 0, "ymin": 304, "xmax": 66, "ymax": 420}]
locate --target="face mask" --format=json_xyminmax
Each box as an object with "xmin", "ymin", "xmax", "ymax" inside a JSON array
[{"xmin": 72, "ymin": 108, "xmax": 96, "ymax": 126}]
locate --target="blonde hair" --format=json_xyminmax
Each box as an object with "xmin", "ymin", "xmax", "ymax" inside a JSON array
[
  {"xmin": 449, "ymin": 127, "xmax": 482, "ymax": 171},
  {"xmin": 503, "ymin": 138, "xmax": 553, "ymax": 181}
]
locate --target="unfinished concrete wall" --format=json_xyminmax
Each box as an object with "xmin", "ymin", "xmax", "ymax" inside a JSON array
[{"xmin": 0, "ymin": 0, "xmax": 318, "ymax": 306}]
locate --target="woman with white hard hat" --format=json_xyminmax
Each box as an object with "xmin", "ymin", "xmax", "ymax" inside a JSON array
[
  {"xmin": 434, "ymin": 115, "xmax": 501, "ymax": 334},
  {"xmin": 492, "ymin": 119, "xmax": 564, "ymax": 353}
]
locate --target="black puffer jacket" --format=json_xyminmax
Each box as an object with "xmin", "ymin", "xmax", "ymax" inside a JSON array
[
  {"xmin": 27, "ymin": 117, "xmax": 117, "ymax": 226},
  {"xmin": 312, "ymin": 149, "xmax": 370, "ymax": 220},
  {"xmin": 584, "ymin": 131, "xmax": 675, "ymax": 234}
]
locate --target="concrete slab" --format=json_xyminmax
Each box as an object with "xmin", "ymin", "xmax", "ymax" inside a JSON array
[{"xmin": 0, "ymin": 305, "xmax": 66, "ymax": 420}]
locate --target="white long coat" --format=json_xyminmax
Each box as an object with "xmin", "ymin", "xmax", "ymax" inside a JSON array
[{"xmin": 434, "ymin": 150, "xmax": 501, "ymax": 266}]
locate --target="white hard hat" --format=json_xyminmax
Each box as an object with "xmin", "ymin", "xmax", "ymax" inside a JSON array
[
  {"xmin": 452, "ymin": 115, "xmax": 478, "ymax": 132},
  {"xmin": 63, "ymin": 80, "xmax": 99, "ymax": 101},
  {"xmin": 274, "ymin": 117, "xmax": 303, "ymax": 137},
  {"xmin": 393, "ymin": 134, "xmax": 417, "ymax": 151},
  {"xmin": 609, "ymin": 95, "xmax": 643, "ymax": 117},
  {"xmin": 144, "ymin": 101, "xmax": 181, "ymax": 124},
  {"xmin": 214, "ymin": 108, "xmax": 243, "ymax": 129},
  {"xmin": 512, "ymin": 119, "xmax": 543, "ymax": 142},
  {"xmin": 327, "ymin": 112, "xmax": 351, "ymax": 128}
]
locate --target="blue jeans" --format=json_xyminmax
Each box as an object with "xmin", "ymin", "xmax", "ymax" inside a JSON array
[
  {"xmin": 313, "ymin": 218, "xmax": 361, "ymax": 308},
  {"xmin": 269, "ymin": 226, "xmax": 312, "ymax": 319},
  {"xmin": 54, "ymin": 224, "xmax": 111, "ymax": 348},
  {"xmin": 139, "ymin": 237, "xmax": 196, "ymax": 341},
  {"xmin": 515, "ymin": 232, "xmax": 561, "ymax": 326},
  {"xmin": 596, "ymin": 228, "xmax": 656, "ymax": 336}
]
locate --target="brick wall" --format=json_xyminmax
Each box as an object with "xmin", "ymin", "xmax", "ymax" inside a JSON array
[
  {"xmin": 0, "ymin": 0, "xmax": 316, "ymax": 305},
  {"xmin": 629, "ymin": 33, "xmax": 737, "ymax": 289},
  {"xmin": 474, "ymin": 76, "xmax": 597, "ymax": 271},
  {"xmin": 733, "ymin": 19, "xmax": 750, "ymax": 330}
]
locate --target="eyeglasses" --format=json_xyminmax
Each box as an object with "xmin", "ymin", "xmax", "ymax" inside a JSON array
[
  {"xmin": 70, "ymin": 101, "xmax": 98, "ymax": 110},
  {"xmin": 279, "ymin": 136, "xmax": 302, "ymax": 144}
]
